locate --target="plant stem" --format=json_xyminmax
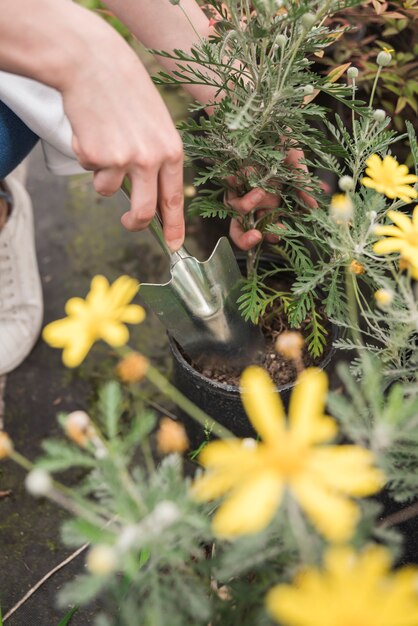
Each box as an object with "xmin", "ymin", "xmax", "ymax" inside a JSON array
[{"xmin": 146, "ymin": 365, "xmax": 234, "ymax": 440}]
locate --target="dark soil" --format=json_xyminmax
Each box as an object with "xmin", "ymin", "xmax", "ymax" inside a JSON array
[{"xmin": 193, "ymin": 311, "xmax": 333, "ymax": 387}]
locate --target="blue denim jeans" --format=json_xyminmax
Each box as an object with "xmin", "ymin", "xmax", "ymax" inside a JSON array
[{"xmin": 0, "ymin": 101, "xmax": 39, "ymax": 179}]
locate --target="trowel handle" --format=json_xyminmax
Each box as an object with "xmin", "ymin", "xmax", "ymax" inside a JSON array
[{"xmin": 121, "ymin": 178, "xmax": 190, "ymax": 264}]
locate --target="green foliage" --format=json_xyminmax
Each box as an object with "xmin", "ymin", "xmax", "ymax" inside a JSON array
[{"xmin": 57, "ymin": 607, "xmax": 78, "ymax": 626}]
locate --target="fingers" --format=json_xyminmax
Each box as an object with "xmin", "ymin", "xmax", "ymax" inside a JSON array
[
  {"xmin": 93, "ymin": 167, "xmax": 125, "ymax": 197},
  {"xmin": 120, "ymin": 169, "xmax": 158, "ymax": 232},
  {"xmin": 229, "ymin": 219, "xmax": 262, "ymax": 250},
  {"xmin": 158, "ymin": 144, "xmax": 185, "ymax": 251},
  {"xmin": 285, "ymin": 146, "xmax": 318, "ymax": 209},
  {"xmin": 227, "ymin": 187, "xmax": 266, "ymax": 214}
]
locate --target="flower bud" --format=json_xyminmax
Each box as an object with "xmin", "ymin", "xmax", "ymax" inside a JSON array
[
  {"xmin": 152, "ymin": 501, "xmax": 181, "ymax": 529},
  {"xmin": 338, "ymin": 176, "xmax": 355, "ymax": 192},
  {"xmin": 373, "ymin": 109, "xmax": 386, "ymax": 122},
  {"xmin": 0, "ymin": 432, "xmax": 13, "ymax": 460},
  {"xmin": 116, "ymin": 352, "xmax": 149, "ymax": 383},
  {"xmin": 25, "ymin": 469, "xmax": 52, "ymax": 497},
  {"xmin": 157, "ymin": 418, "xmax": 189, "ymax": 455},
  {"xmin": 303, "ymin": 84, "xmax": 314, "ymax": 95},
  {"xmin": 274, "ymin": 34, "xmax": 287, "ymax": 48},
  {"xmin": 184, "ymin": 185, "xmax": 197, "ymax": 198},
  {"xmin": 65, "ymin": 410, "xmax": 94, "ymax": 447},
  {"xmin": 275, "ymin": 331, "xmax": 304, "ymax": 360},
  {"xmin": 347, "ymin": 67, "xmax": 359, "ymax": 79},
  {"xmin": 242, "ymin": 438, "xmax": 258, "ymax": 449},
  {"xmin": 377, "ymin": 51, "xmax": 392, "ymax": 67},
  {"xmin": 374, "ymin": 288, "xmax": 393, "ymax": 309},
  {"xmin": 329, "ymin": 194, "xmax": 354, "ymax": 224},
  {"xmin": 349, "ymin": 260, "xmax": 366, "ymax": 275},
  {"xmin": 86, "ymin": 545, "xmax": 118, "ymax": 576},
  {"xmin": 301, "ymin": 12, "xmax": 316, "ymax": 29}
]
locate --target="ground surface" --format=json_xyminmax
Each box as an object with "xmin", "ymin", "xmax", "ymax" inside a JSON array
[{"xmin": 0, "ymin": 146, "xmax": 182, "ymax": 625}]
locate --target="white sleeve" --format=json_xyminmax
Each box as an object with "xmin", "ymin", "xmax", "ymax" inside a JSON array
[{"xmin": 0, "ymin": 71, "xmax": 85, "ymax": 175}]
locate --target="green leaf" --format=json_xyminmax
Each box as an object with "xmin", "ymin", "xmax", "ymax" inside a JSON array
[
  {"xmin": 99, "ymin": 381, "xmax": 123, "ymax": 439},
  {"xmin": 57, "ymin": 607, "xmax": 78, "ymax": 626},
  {"xmin": 38, "ymin": 439, "xmax": 96, "ymax": 472}
]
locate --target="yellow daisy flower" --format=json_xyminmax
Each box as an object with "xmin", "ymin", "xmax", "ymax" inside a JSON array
[
  {"xmin": 361, "ymin": 154, "xmax": 418, "ymax": 202},
  {"xmin": 43, "ymin": 275, "xmax": 145, "ymax": 367},
  {"xmin": 192, "ymin": 367, "xmax": 383, "ymax": 542},
  {"xmin": 266, "ymin": 544, "xmax": 418, "ymax": 626},
  {"xmin": 373, "ymin": 206, "xmax": 418, "ymax": 278}
]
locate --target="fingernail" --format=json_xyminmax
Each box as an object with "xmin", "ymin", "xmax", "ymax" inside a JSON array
[
  {"xmin": 168, "ymin": 238, "xmax": 184, "ymax": 252},
  {"xmin": 249, "ymin": 231, "xmax": 262, "ymax": 245},
  {"xmin": 253, "ymin": 189, "xmax": 265, "ymax": 202}
]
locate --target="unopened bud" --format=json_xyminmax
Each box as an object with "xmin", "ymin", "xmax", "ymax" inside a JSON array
[
  {"xmin": 157, "ymin": 418, "xmax": 189, "ymax": 455},
  {"xmin": 338, "ymin": 176, "xmax": 355, "ymax": 192},
  {"xmin": 374, "ymin": 288, "xmax": 393, "ymax": 309},
  {"xmin": 25, "ymin": 469, "xmax": 52, "ymax": 497},
  {"xmin": 329, "ymin": 194, "xmax": 354, "ymax": 224},
  {"xmin": 373, "ymin": 109, "xmax": 386, "ymax": 122},
  {"xmin": 349, "ymin": 260, "xmax": 366, "ymax": 275},
  {"xmin": 347, "ymin": 67, "xmax": 359, "ymax": 79},
  {"xmin": 184, "ymin": 185, "xmax": 197, "ymax": 198},
  {"xmin": 275, "ymin": 331, "xmax": 304, "ymax": 360},
  {"xmin": 377, "ymin": 51, "xmax": 392, "ymax": 67},
  {"xmin": 86, "ymin": 545, "xmax": 118, "ymax": 576},
  {"xmin": 301, "ymin": 12, "xmax": 316, "ymax": 29},
  {"xmin": 0, "ymin": 432, "xmax": 13, "ymax": 460},
  {"xmin": 303, "ymin": 84, "xmax": 314, "ymax": 95},
  {"xmin": 275, "ymin": 34, "xmax": 287, "ymax": 48},
  {"xmin": 65, "ymin": 411, "xmax": 94, "ymax": 447},
  {"xmin": 116, "ymin": 352, "xmax": 149, "ymax": 383}
]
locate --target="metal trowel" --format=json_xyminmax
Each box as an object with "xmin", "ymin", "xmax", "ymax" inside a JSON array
[{"xmin": 121, "ymin": 179, "xmax": 264, "ymax": 369}]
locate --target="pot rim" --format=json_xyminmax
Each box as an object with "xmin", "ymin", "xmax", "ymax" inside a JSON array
[{"xmin": 169, "ymin": 322, "xmax": 339, "ymax": 394}]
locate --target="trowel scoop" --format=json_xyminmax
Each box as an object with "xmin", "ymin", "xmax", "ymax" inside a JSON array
[{"xmin": 121, "ymin": 179, "xmax": 264, "ymax": 369}]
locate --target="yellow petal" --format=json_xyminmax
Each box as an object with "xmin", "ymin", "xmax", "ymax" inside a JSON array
[
  {"xmin": 288, "ymin": 368, "xmax": 332, "ymax": 445},
  {"xmin": 291, "ymin": 476, "xmax": 359, "ymax": 542},
  {"xmin": 42, "ymin": 318, "xmax": 82, "ymax": 347},
  {"xmin": 65, "ymin": 297, "xmax": 87, "ymax": 316},
  {"xmin": 307, "ymin": 446, "xmax": 384, "ymax": 496},
  {"xmin": 373, "ymin": 239, "xmax": 404, "ymax": 255},
  {"xmin": 395, "ymin": 187, "xmax": 418, "ymax": 202},
  {"xmin": 192, "ymin": 468, "xmax": 244, "ymax": 501},
  {"xmin": 412, "ymin": 205, "xmax": 418, "ymax": 227},
  {"xmin": 110, "ymin": 275, "xmax": 140, "ymax": 307},
  {"xmin": 373, "ymin": 225, "xmax": 404, "ymax": 238},
  {"xmin": 62, "ymin": 337, "xmax": 94, "ymax": 367},
  {"xmin": 87, "ymin": 275, "xmax": 109, "ymax": 303},
  {"xmin": 199, "ymin": 438, "xmax": 258, "ymax": 468},
  {"xmin": 212, "ymin": 472, "xmax": 284, "ymax": 537},
  {"xmin": 240, "ymin": 366, "xmax": 286, "ymax": 443},
  {"xmin": 364, "ymin": 154, "xmax": 383, "ymax": 173},
  {"xmin": 100, "ymin": 322, "xmax": 129, "ymax": 347},
  {"xmin": 387, "ymin": 210, "xmax": 413, "ymax": 232},
  {"xmin": 120, "ymin": 304, "xmax": 146, "ymax": 324}
]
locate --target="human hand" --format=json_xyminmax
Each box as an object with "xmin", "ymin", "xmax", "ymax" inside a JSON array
[
  {"xmin": 226, "ymin": 147, "xmax": 319, "ymax": 250},
  {"xmin": 59, "ymin": 11, "xmax": 185, "ymax": 250}
]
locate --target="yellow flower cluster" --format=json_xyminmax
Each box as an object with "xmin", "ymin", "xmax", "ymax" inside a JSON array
[
  {"xmin": 374, "ymin": 207, "xmax": 418, "ymax": 278},
  {"xmin": 362, "ymin": 155, "xmax": 418, "ymax": 203},
  {"xmin": 193, "ymin": 367, "xmax": 384, "ymax": 542},
  {"xmin": 43, "ymin": 275, "xmax": 145, "ymax": 367},
  {"xmin": 267, "ymin": 545, "xmax": 418, "ymax": 626}
]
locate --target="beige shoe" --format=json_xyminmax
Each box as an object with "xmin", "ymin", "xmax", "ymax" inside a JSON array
[{"xmin": 0, "ymin": 174, "xmax": 43, "ymax": 374}]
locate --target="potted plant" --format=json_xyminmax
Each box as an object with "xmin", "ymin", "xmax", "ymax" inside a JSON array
[{"xmin": 149, "ymin": 0, "xmax": 416, "ymax": 441}]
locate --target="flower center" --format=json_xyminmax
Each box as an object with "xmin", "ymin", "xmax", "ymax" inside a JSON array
[{"xmin": 269, "ymin": 437, "xmax": 306, "ymax": 477}]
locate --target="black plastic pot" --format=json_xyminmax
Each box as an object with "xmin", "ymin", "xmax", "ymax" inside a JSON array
[{"xmin": 169, "ymin": 254, "xmax": 340, "ymax": 447}]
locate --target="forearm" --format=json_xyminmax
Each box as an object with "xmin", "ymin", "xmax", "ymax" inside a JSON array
[
  {"xmin": 102, "ymin": 0, "xmax": 219, "ymax": 105},
  {"xmin": 0, "ymin": 0, "xmax": 132, "ymax": 92}
]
